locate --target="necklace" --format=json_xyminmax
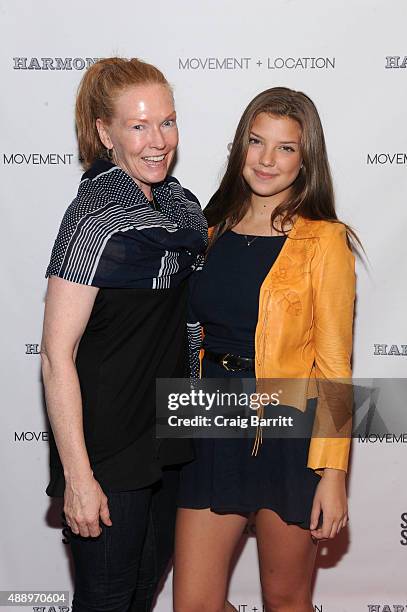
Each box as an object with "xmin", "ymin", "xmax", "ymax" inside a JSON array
[{"xmin": 244, "ymin": 235, "xmax": 260, "ymax": 247}]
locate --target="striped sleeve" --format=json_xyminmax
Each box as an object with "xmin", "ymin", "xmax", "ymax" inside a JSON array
[{"xmin": 45, "ymin": 197, "xmax": 133, "ymax": 286}]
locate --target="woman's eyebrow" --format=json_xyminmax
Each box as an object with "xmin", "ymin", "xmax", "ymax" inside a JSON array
[
  {"xmin": 249, "ymin": 131, "xmax": 299, "ymax": 145},
  {"xmin": 126, "ymin": 111, "xmax": 176, "ymax": 124},
  {"xmin": 125, "ymin": 117, "xmax": 148, "ymax": 124},
  {"xmin": 249, "ymin": 131, "xmax": 263, "ymax": 139}
]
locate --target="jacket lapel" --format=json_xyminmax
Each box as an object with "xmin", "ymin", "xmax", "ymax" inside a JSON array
[{"xmin": 261, "ymin": 216, "xmax": 320, "ymax": 287}]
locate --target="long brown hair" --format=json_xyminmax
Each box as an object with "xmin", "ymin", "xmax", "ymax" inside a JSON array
[
  {"xmin": 75, "ymin": 57, "xmax": 171, "ymax": 169},
  {"xmin": 206, "ymin": 87, "xmax": 362, "ymax": 251}
]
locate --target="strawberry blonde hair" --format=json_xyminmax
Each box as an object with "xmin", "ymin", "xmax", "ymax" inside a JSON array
[{"xmin": 75, "ymin": 57, "xmax": 171, "ymax": 168}]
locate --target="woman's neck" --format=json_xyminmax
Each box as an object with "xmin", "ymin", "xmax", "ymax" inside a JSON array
[{"xmin": 232, "ymin": 195, "xmax": 285, "ymax": 236}]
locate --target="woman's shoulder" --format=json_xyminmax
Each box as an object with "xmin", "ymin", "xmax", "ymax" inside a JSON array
[
  {"xmin": 299, "ymin": 218, "xmax": 354, "ymax": 267},
  {"xmin": 80, "ymin": 158, "xmax": 114, "ymax": 182},
  {"xmin": 207, "ymin": 218, "xmax": 348, "ymax": 239},
  {"xmin": 297, "ymin": 217, "xmax": 348, "ymax": 241}
]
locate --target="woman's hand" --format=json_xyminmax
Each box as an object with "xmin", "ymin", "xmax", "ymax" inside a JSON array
[
  {"xmin": 64, "ymin": 473, "xmax": 112, "ymax": 538},
  {"xmin": 310, "ymin": 468, "xmax": 348, "ymax": 540}
]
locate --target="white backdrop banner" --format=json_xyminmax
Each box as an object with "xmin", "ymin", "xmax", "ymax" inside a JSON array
[{"xmin": 1, "ymin": 0, "xmax": 406, "ymax": 610}]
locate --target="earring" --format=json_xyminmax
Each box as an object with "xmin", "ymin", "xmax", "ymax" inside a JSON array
[{"xmin": 106, "ymin": 147, "xmax": 114, "ymax": 161}]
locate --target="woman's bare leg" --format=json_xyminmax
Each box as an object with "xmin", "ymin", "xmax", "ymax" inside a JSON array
[
  {"xmin": 173, "ymin": 508, "xmax": 247, "ymax": 612},
  {"xmin": 255, "ymin": 509, "xmax": 318, "ymax": 612}
]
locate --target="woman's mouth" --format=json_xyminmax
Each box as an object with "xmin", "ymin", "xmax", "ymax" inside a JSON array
[
  {"xmin": 142, "ymin": 154, "xmax": 166, "ymax": 168},
  {"xmin": 254, "ymin": 169, "xmax": 279, "ymax": 180}
]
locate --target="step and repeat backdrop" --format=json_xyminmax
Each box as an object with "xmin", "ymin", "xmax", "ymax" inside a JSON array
[{"xmin": 1, "ymin": 0, "xmax": 406, "ymax": 610}]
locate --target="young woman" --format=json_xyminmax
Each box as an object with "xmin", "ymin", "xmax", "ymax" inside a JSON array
[
  {"xmin": 41, "ymin": 57, "xmax": 207, "ymax": 611},
  {"xmin": 174, "ymin": 87, "xmax": 356, "ymax": 612}
]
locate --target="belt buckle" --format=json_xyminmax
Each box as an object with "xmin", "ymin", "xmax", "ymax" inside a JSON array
[{"xmin": 221, "ymin": 353, "xmax": 233, "ymax": 371}]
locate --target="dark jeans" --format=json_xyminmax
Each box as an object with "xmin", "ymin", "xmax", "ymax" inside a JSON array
[{"xmin": 68, "ymin": 467, "xmax": 179, "ymax": 612}]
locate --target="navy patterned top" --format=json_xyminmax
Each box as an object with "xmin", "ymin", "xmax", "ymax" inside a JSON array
[
  {"xmin": 46, "ymin": 159, "xmax": 207, "ymax": 288},
  {"xmin": 45, "ymin": 159, "xmax": 207, "ymax": 496}
]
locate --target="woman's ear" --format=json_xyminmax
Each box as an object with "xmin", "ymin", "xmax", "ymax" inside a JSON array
[{"xmin": 96, "ymin": 118, "xmax": 113, "ymax": 149}]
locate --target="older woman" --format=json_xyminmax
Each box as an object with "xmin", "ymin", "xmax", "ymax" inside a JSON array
[{"xmin": 41, "ymin": 57, "xmax": 207, "ymax": 611}]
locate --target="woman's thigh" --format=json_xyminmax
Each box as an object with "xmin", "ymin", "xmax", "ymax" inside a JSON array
[
  {"xmin": 173, "ymin": 508, "xmax": 247, "ymax": 611},
  {"xmin": 255, "ymin": 509, "xmax": 318, "ymax": 611},
  {"xmin": 70, "ymin": 487, "xmax": 152, "ymax": 612}
]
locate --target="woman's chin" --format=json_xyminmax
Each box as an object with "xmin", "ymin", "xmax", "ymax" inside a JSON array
[{"xmin": 143, "ymin": 165, "xmax": 169, "ymax": 184}]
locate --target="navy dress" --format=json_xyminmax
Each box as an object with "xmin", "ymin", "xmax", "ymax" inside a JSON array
[{"xmin": 178, "ymin": 230, "xmax": 322, "ymax": 529}]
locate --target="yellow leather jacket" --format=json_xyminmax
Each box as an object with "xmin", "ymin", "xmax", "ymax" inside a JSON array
[{"xmin": 203, "ymin": 216, "xmax": 356, "ymax": 475}]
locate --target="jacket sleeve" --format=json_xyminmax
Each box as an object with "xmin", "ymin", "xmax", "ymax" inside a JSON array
[{"xmin": 308, "ymin": 223, "xmax": 356, "ymax": 474}]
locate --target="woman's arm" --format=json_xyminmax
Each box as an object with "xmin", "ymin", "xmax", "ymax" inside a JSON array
[
  {"xmin": 41, "ymin": 276, "xmax": 112, "ymax": 538},
  {"xmin": 308, "ymin": 223, "xmax": 356, "ymax": 539}
]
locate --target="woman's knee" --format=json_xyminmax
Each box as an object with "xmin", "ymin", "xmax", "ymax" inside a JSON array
[
  {"xmin": 174, "ymin": 598, "xmax": 228, "ymax": 612},
  {"xmin": 262, "ymin": 585, "xmax": 312, "ymax": 611}
]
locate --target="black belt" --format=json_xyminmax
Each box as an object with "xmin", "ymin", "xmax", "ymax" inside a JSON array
[{"xmin": 204, "ymin": 350, "xmax": 255, "ymax": 372}]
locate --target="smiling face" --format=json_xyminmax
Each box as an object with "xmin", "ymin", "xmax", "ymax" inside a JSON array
[
  {"xmin": 242, "ymin": 112, "xmax": 303, "ymax": 205},
  {"xmin": 96, "ymin": 83, "xmax": 178, "ymax": 199}
]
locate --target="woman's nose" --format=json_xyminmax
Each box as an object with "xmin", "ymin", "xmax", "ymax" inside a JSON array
[
  {"xmin": 259, "ymin": 149, "xmax": 276, "ymax": 167},
  {"xmin": 149, "ymin": 127, "xmax": 166, "ymax": 149}
]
